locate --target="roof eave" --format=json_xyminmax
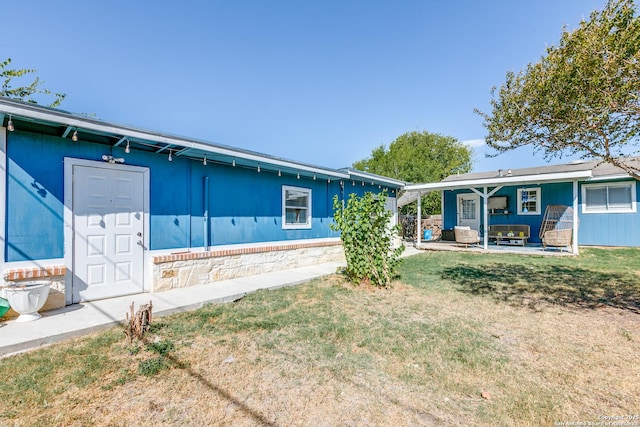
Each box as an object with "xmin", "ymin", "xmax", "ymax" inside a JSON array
[
  {"xmin": 343, "ymin": 168, "xmax": 406, "ymax": 188},
  {"xmin": 403, "ymin": 170, "xmax": 594, "ymax": 193},
  {"xmin": 0, "ymin": 97, "xmax": 350, "ymax": 179}
]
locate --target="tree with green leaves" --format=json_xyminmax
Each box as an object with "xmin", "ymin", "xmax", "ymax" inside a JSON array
[
  {"xmin": 331, "ymin": 191, "xmax": 404, "ymax": 288},
  {"xmin": 353, "ymin": 131, "xmax": 473, "ymax": 214},
  {"xmin": 476, "ymin": 0, "xmax": 640, "ymax": 178},
  {"xmin": 1, "ymin": 57, "xmax": 65, "ymax": 107}
]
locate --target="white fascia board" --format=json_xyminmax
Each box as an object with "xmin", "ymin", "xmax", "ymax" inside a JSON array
[
  {"xmin": 586, "ymin": 174, "xmax": 633, "ymax": 182},
  {"xmin": 347, "ymin": 169, "xmax": 406, "ymax": 187},
  {"xmin": 0, "ymin": 100, "xmax": 350, "ymax": 179},
  {"xmin": 403, "ymin": 170, "xmax": 593, "ymax": 193}
]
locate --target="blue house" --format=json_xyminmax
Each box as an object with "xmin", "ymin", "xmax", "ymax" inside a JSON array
[
  {"xmin": 0, "ymin": 98, "xmax": 404, "ymax": 311},
  {"xmin": 402, "ymin": 158, "xmax": 640, "ymax": 252}
]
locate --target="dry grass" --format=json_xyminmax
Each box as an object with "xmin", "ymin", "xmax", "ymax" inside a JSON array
[{"xmin": 1, "ymin": 248, "xmax": 639, "ymax": 426}]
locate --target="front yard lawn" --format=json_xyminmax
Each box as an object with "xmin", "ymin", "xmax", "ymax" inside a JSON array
[{"xmin": 1, "ymin": 248, "xmax": 639, "ymax": 425}]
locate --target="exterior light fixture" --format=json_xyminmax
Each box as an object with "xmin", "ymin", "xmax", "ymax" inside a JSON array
[
  {"xmin": 7, "ymin": 115, "xmax": 14, "ymax": 132},
  {"xmin": 257, "ymin": 165, "xmax": 261, "ymax": 172},
  {"xmin": 328, "ymin": 178, "xmax": 331, "ymax": 183},
  {"xmin": 352, "ymin": 181, "xmax": 355, "ymax": 186},
  {"xmin": 125, "ymin": 139, "xmax": 130, "ymax": 154},
  {"xmin": 278, "ymin": 170, "xmax": 281, "ymax": 177},
  {"xmin": 232, "ymin": 159, "xmax": 236, "ymax": 167},
  {"xmin": 313, "ymin": 174, "xmax": 316, "ymax": 180},
  {"xmin": 203, "ymin": 155, "xmax": 207, "ymax": 166},
  {"xmin": 168, "ymin": 150, "xmax": 173, "ymax": 162},
  {"xmin": 101, "ymin": 154, "xmax": 125, "ymax": 164},
  {"xmin": 72, "ymin": 129, "xmax": 79, "ymax": 142},
  {"xmin": 297, "ymin": 172, "xmax": 300, "ymax": 179}
]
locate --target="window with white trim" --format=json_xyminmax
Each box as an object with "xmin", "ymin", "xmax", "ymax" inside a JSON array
[
  {"xmin": 582, "ymin": 181, "xmax": 636, "ymax": 213},
  {"xmin": 517, "ymin": 187, "xmax": 541, "ymax": 215},
  {"xmin": 282, "ymin": 185, "xmax": 312, "ymax": 229}
]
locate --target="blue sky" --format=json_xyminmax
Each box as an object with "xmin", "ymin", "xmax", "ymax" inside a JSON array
[{"xmin": 2, "ymin": 0, "xmax": 606, "ymax": 173}]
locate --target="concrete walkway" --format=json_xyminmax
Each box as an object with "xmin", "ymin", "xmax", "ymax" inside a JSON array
[{"xmin": 0, "ymin": 246, "xmax": 422, "ymax": 358}]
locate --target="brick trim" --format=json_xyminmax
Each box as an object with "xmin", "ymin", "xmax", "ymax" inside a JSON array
[
  {"xmin": 153, "ymin": 240, "xmax": 342, "ymax": 264},
  {"xmin": 4, "ymin": 266, "xmax": 67, "ymax": 281}
]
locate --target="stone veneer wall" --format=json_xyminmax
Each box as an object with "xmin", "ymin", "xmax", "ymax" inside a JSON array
[
  {"xmin": 152, "ymin": 240, "xmax": 345, "ymax": 292},
  {"xmin": 0, "ymin": 240, "xmax": 345, "ymax": 318}
]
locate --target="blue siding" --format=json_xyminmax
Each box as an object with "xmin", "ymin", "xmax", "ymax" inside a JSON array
[
  {"xmin": 7, "ymin": 132, "xmax": 79, "ymax": 261},
  {"xmin": 145, "ymin": 153, "xmax": 191, "ymax": 250},
  {"xmin": 443, "ymin": 190, "xmax": 458, "ymax": 230},
  {"xmin": 203, "ymin": 165, "xmax": 341, "ymax": 245},
  {"xmin": 577, "ymin": 180, "xmax": 640, "ymax": 246},
  {"xmin": 6, "ymin": 130, "xmax": 394, "ymax": 261}
]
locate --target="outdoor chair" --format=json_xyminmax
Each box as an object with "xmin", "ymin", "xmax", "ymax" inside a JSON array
[
  {"xmin": 542, "ymin": 228, "xmax": 573, "ymax": 251},
  {"xmin": 454, "ymin": 226, "xmax": 479, "ymax": 248}
]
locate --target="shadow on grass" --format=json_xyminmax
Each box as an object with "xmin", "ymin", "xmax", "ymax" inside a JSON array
[
  {"xmin": 138, "ymin": 334, "xmax": 277, "ymax": 427},
  {"xmin": 442, "ymin": 263, "xmax": 640, "ymax": 313}
]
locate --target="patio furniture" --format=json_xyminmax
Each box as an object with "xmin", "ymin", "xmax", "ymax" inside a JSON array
[
  {"xmin": 539, "ymin": 205, "xmax": 575, "ymax": 252},
  {"xmin": 542, "ymin": 228, "xmax": 573, "ymax": 251},
  {"xmin": 454, "ymin": 226, "xmax": 479, "ymax": 247},
  {"xmin": 488, "ymin": 224, "xmax": 530, "ymax": 246},
  {"xmin": 441, "ymin": 228, "xmax": 455, "ymax": 241}
]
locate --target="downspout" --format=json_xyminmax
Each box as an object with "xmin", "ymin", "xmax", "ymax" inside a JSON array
[
  {"xmin": 204, "ymin": 176, "xmax": 209, "ymax": 251},
  {"xmin": 573, "ymin": 180, "xmax": 579, "ymax": 254},
  {"xmin": 187, "ymin": 161, "xmax": 192, "ymax": 249}
]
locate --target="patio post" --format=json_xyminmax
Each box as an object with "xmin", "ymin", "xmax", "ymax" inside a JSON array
[
  {"xmin": 572, "ymin": 180, "xmax": 579, "ymax": 254},
  {"xmin": 416, "ymin": 191, "xmax": 422, "ymax": 246},
  {"xmin": 483, "ymin": 186, "xmax": 489, "ymax": 250}
]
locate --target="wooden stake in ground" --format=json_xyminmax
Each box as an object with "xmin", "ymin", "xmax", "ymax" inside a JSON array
[{"xmin": 124, "ymin": 300, "xmax": 153, "ymax": 342}]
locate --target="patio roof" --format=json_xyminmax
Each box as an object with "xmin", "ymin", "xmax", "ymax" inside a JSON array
[{"xmin": 398, "ymin": 169, "xmax": 593, "ymax": 207}]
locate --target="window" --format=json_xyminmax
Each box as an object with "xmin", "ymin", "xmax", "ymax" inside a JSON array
[
  {"xmin": 582, "ymin": 182, "xmax": 636, "ymax": 213},
  {"xmin": 517, "ymin": 187, "xmax": 541, "ymax": 215},
  {"xmin": 282, "ymin": 186, "xmax": 312, "ymax": 229},
  {"xmin": 460, "ymin": 198, "xmax": 477, "ymax": 220}
]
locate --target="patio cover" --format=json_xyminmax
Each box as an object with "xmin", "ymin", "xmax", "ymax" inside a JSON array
[{"xmin": 399, "ymin": 169, "xmax": 593, "ymax": 253}]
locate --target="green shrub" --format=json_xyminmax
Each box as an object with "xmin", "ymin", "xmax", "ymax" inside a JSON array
[{"xmin": 331, "ymin": 191, "xmax": 404, "ymax": 287}]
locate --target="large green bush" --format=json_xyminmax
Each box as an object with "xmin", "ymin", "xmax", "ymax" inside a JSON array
[{"xmin": 331, "ymin": 192, "xmax": 405, "ymax": 287}]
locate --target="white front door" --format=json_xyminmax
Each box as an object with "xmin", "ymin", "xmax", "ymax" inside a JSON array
[
  {"xmin": 457, "ymin": 193, "xmax": 480, "ymax": 231},
  {"xmin": 72, "ymin": 165, "xmax": 145, "ymax": 302}
]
